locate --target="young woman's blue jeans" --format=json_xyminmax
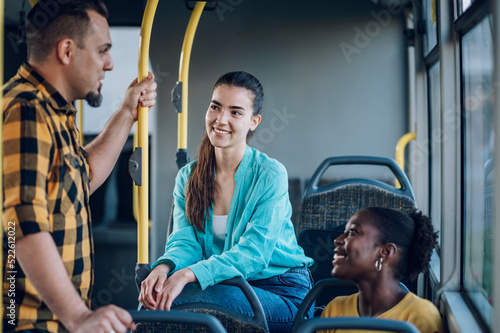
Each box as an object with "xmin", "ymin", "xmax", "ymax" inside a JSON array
[{"xmin": 172, "ymin": 267, "xmax": 314, "ymax": 333}]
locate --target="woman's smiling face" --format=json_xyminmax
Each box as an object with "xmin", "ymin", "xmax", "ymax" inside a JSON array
[
  {"xmin": 205, "ymin": 84, "xmax": 261, "ymax": 153},
  {"xmin": 332, "ymin": 210, "xmax": 384, "ymax": 281}
]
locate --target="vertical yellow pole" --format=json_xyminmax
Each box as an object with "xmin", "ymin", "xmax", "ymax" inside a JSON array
[
  {"xmin": 1, "ymin": 0, "xmax": 4, "ymax": 331},
  {"xmin": 137, "ymin": 0, "xmax": 158, "ymax": 264},
  {"xmin": 177, "ymin": 2, "xmax": 206, "ymax": 157}
]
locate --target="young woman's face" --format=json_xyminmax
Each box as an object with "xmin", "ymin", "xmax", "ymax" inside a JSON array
[
  {"xmin": 205, "ymin": 84, "xmax": 261, "ymax": 152},
  {"xmin": 331, "ymin": 210, "xmax": 383, "ymax": 280}
]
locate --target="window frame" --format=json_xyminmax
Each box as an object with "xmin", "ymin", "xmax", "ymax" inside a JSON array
[
  {"xmin": 422, "ymin": 0, "xmax": 439, "ymax": 56},
  {"xmin": 426, "ymin": 61, "xmax": 442, "ymax": 250},
  {"xmin": 419, "ymin": 0, "xmax": 494, "ymax": 331},
  {"xmin": 457, "ymin": 11, "xmax": 494, "ymax": 328}
]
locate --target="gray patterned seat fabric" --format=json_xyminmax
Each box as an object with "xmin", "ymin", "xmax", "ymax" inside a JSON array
[
  {"xmin": 129, "ymin": 309, "xmax": 227, "ymax": 333},
  {"xmin": 296, "ymin": 156, "xmax": 417, "ymax": 315},
  {"xmin": 299, "ymin": 183, "xmax": 417, "ymax": 235},
  {"xmin": 134, "ymin": 308, "xmax": 267, "ymax": 333},
  {"xmin": 298, "ymin": 183, "xmax": 417, "ymax": 294}
]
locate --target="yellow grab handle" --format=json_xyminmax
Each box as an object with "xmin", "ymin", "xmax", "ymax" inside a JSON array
[
  {"xmin": 395, "ymin": 132, "xmax": 416, "ymax": 188},
  {"xmin": 178, "ymin": 2, "xmax": 206, "ymax": 151},
  {"xmin": 29, "ymin": 0, "xmax": 37, "ymax": 7},
  {"xmin": 137, "ymin": 0, "xmax": 158, "ymax": 264}
]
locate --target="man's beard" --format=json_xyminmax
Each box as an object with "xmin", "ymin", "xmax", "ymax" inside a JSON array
[{"xmin": 85, "ymin": 90, "xmax": 103, "ymax": 107}]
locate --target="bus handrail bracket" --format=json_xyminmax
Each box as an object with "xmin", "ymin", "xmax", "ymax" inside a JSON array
[
  {"xmin": 129, "ymin": 147, "xmax": 143, "ymax": 186},
  {"xmin": 172, "ymin": 81, "xmax": 183, "ymax": 113}
]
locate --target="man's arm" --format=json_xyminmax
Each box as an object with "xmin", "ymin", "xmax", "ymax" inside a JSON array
[
  {"xmin": 16, "ymin": 232, "xmax": 135, "ymax": 333},
  {"xmin": 85, "ymin": 73, "xmax": 157, "ymax": 194}
]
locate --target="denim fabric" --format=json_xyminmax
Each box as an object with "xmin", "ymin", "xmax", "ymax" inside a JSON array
[{"xmin": 172, "ymin": 267, "xmax": 314, "ymax": 333}]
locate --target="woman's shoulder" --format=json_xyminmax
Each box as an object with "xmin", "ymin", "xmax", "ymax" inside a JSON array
[
  {"xmin": 395, "ymin": 293, "xmax": 444, "ymax": 332},
  {"xmin": 176, "ymin": 160, "xmax": 198, "ymax": 180},
  {"xmin": 396, "ymin": 292, "xmax": 442, "ymax": 318},
  {"xmin": 247, "ymin": 146, "xmax": 287, "ymax": 176}
]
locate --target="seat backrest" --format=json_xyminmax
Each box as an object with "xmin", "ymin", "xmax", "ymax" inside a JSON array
[
  {"xmin": 170, "ymin": 277, "xmax": 269, "ymax": 333},
  {"xmin": 299, "ymin": 156, "xmax": 415, "ymax": 237},
  {"xmin": 299, "ymin": 183, "xmax": 416, "ymax": 236},
  {"xmin": 135, "ymin": 271, "xmax": 269, "ymax": 333},
  {"xmin": 130, "ymin": 309, "xmax": 227, "ymax": 333},
  {"xmin": 297, "ymin": 156, "xmax": 417, "ymax": 309}
]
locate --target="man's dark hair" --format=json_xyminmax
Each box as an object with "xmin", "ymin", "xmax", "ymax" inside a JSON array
[{"xmin": 26, "ymin": 0, "xmax": 108, "ymax": 63}]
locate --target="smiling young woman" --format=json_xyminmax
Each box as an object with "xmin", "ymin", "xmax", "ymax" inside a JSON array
[
  {"xmin": 321, "ymin": 207, "xmax": 444, "ymax": 333},
  {"xmin": 139, "ymin": 71, "xmax": 314, "ymax": 333}
]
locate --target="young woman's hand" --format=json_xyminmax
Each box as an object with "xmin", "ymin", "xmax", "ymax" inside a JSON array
[
  {"xmin": 138, "ymin": 263, "xmax": 170, "ymax": 309},
  {"xmin": 154, "ymin": 268, "xmax": 197, "ymax": 311}
]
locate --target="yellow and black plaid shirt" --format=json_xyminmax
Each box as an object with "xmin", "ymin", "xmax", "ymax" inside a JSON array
[{"xmin": 2, "ymin": 63, "xmax": 93, "ymax": 332}]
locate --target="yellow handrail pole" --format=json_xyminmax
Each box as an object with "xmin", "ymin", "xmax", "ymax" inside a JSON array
[
  {"xmin": 76, "ymin": 100, "xmax": 84, "ymax": 145},
  {"xmin": 1, "ymin": 0, "xmax": 4, "ymax": 331},
  {"xmin": 395, "ymin": 132, "xmax": 416, "ymax": 188},
  {"xmin": 137, "ymin": 0, "xmax": 158, "ymax": 264},
  {"xmin": 176, "ymin": 2, "xmax": 206, "ymax": 167},
  {"xmin": 29, "ymin": 0, "xmax": 37, "ymax": 7}
]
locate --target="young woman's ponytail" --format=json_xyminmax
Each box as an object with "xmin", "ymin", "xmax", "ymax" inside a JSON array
[{"xmin": 185, "ymin": 133, "xmax": 216, "ymax": 232}]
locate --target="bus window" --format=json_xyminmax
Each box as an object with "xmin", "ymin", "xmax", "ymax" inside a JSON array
[
  {"xmin": 461, "ymin": 15, "xmax": 494, "ymax": 327},
  {"xmin": 423, "ymin": 0, "xmax": 438, "ymax": 55},
  {"xmin": 458, "ymin": 0, "xmax": 473, "ymax": 16}
]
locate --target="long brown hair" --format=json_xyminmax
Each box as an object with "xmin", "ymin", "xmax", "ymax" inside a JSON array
[{"xmin": 185, "ymin": 71, "xmax": 264, "ymax": 232}]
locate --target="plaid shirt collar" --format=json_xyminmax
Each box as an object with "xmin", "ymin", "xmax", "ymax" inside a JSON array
[{"xmin": 19, "ymin": 62, "xmax": 77, "ymax": 116}]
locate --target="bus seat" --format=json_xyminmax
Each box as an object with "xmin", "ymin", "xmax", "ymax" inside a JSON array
[
  {"xmin": 130, "ymin": 309, "xmax": 227, "ymax": 332},
  {"xmin": 138, "ymin": 206, "xmax": 268, "ymax": 332},
  {"xmin": 291, "ymin": 278, "xmax": 413, "ymax": 333},
  {"xmin": 135, "ymin": 276, "xmax": 269, "ymax": 333},
  {"xmin": 297, "ymin": 156, "xmax": 417, "ymax": 312}
]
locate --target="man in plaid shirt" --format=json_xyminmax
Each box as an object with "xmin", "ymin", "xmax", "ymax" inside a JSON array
[{"xmin": 2, "ymin": 1, "xmax": 156, "ymax": 332}]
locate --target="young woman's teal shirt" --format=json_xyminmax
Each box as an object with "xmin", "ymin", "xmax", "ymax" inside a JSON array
[{"xmin": 152, "ymin": 146, "xmax": 313, "ymax": 290}]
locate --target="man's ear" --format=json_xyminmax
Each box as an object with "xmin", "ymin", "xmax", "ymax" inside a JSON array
[{"xmin": 56, "ymin": 38, "xmax": 75, "ymax": 65}]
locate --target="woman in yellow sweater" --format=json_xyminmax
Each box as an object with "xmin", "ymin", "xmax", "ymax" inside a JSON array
[{"xmin": 321, "ymin": 207, "xmax": 444, "ymax": 333}]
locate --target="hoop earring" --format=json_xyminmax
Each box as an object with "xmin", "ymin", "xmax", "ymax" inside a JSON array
[{"xmin": 375, "ymin": 258, "xmax": 383, "ymax": 271}]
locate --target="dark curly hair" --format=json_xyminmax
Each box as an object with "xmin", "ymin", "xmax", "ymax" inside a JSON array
[{"xmin": 363, "ymin": 207, "xmax": 438, "ymax": 280}]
